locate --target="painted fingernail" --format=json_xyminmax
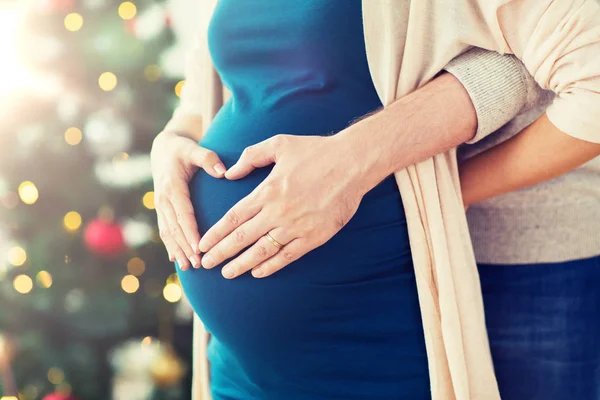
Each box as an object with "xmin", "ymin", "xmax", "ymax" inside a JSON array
[
  {"xmin": 202, "ymin": 255, "xmax": 215, "ymax": 269},
  {"xmin": 214, "ymin": 163, "xmax": 226, "ymax": 175},
  {"xmin": 252, "ymin": 268, "xmax": 264, "ymax": 278},
  {"xmin": 222, "ymin": 266, "xmax": 234, "ymax": 279}
]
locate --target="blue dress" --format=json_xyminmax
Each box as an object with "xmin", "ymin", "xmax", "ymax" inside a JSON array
[{"xmin": 179, "ymin": 1, "xmax": 431, "ymax": 399}]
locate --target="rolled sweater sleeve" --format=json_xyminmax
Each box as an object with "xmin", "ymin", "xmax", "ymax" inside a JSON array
[
  {"xmin": 444, "ymin": 48, "xmax": 546, "ymax": 144},
  {"xmin": 493, "ymin": 0, "xmax": 600, "ymax": 144}
]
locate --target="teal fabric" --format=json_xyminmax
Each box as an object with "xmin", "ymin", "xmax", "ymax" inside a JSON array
[{"xmin": 178, "ymin": 1, "xmax": 431, "ymax": 398}]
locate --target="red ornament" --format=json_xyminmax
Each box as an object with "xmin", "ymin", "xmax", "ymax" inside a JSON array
[
  {"xmin": 84, "ymin": 218, "xmax": 125, "ymax": 257},
  {"xmin": 42, "ymin": 393, "xmax": 77, "ymax": 400}
]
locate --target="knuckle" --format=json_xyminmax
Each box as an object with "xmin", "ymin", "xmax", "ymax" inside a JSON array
[
  {"xmin": 256, "ymin": 244, "xmax": 269, "ymax": 258},
  {"xmin": 233, "ymin": 229, "xmax": 245, "ymax": 244},
  {"xmin": 282, "ymin": 250, "xmax": 295, "ymax": 261},
  {"xmin": 159, "ymin": 229, "xmax": 170, "ymax": 240},
  {"xmin": 225, "ymin": 210, "xmax": 241, "ymax": 226}
]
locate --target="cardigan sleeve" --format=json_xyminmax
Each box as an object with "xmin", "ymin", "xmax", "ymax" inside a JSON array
[
  {"xmin": 492, "ymin": 0, "xmax": 600, "ymax": 144},
  {"xmin": 443, "ymin": 48, "xmax": 547, "ymax": 144}
]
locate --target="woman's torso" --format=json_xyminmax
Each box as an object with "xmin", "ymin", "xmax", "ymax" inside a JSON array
[{"xmin": 179, "ymin": 1, "xmax": 430, "ymax": 399}]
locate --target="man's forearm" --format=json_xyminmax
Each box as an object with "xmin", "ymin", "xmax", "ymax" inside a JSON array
[{"xmin": 334, "ymin": 72, "xmax": 477, "ymax": 192}]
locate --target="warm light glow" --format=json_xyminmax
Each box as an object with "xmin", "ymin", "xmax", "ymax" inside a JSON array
[
  {"xmin": 47, "ymin": 367, "xmax": 65, "ymax": 384},
  {"xmin": 142, "ymin": 191, "xmax": 155, "ymax": 209},
  {"xmin": 144, "ymin": 64, "xmax": 161, "ymax": 82},
  {"xmin": 18, "ymin": 181, "xmax": 39, "ymax": 204},
  {"xmin": 8, "ymin": 246, "xmax": 26, "ymax": 266},
  {"xmin": 121, "ymin": 275, "xmax": 139, "ymax": 294},
  {"xmin": 118, "ymin": 2, "xmax": 137, "ymax": 20},
  {"xmin": 13, "ymin": 274, "xmax": 33, "ymax": 294},
  {"xmin": 64, "ymin": 127, "xmax": 82, "ymax": 145},
  {"xmin": 141, "ymin": 336, "xmax": 153, "ymax": 346},
  {"xmin": 0, "ymin": 6, "xmax": 29, "ymax": 96},
  {"xmin": 112, "ymin": 152, "xmax": 129, "ymax": 163},
  {"xmin": 166, "ymin": 272, "xmax": 179, "ymax": 285},
  {"xmin": 64, "ymin": 13, "xmax": 84, "ymax": 32},
  {"xmin": 98, "ymin": 72, "xmax": 117, "ymax": 91},
  {"xmin": 63, "ymin": 211, "xmax": 82, "ymax": 231},
  {"xmin": 163, "ymin": 283, "xmax": 182, "ymax": 303},
  {"xmin": 36, "ymin": 271, "xmax": 53, "ymax": 288},
  {"xmin": 127, "ymin": 257, "xmax": 146, "ymax": 276},
  {"xmin": 1, "ymin": 396, "xmax": 18, "ymax": 400},
  {"xmin": 174, "ymin": 80, "xmax": 185, "ymax": 97}
]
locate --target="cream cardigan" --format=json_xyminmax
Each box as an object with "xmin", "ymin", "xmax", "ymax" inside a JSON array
[{"xmin": 165, "ymin": 1, "xmax": 600, "ymax": 399}]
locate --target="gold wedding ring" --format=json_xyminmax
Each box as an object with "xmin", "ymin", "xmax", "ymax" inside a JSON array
[{"xmin": 265, "ymin": 232, "xmax": 284, "ymax": 249}]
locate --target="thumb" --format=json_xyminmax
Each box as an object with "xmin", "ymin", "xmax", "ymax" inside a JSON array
[
  {"xmin": 225, "ymin": 136, "xmax": 280, "ymax": 180},
  {"xmin": 188, "ymin": 145, "xmax": 226, "ymax": 178}
]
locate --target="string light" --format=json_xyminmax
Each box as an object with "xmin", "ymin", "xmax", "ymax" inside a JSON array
[
  {"xmin": 13, "ymin": 275, "xmax": 33, "ymax": 294},
  {"xmin": 63, "ymin": 211, "xmax": 82, "ymax": 232},
  {"xmin": 64, "ymin": 13, "xmax": 84, "ymax": 32},
  {"xmin": 98, "ymin": 72, "xmax": 117, "ymax": 91},
  {"xmin": 121, "ymin": 275, "xmax": 139, "ymax": 294},
  {"xmin": 36, "ymin": 271, "xmax": 53, "ymax": 288},
  {"xmin": 118, "ymin": 2, "xmax": 137, "ymax": 20},
  {"xmin": 18, "ymin": 181, "xmax": 38, "ymax": 205},
  {"xmin": 47, "ymin": 368, "xmax": 65, "ymax": 385},
  {"xmin": 127, "ymin": 257, "xmax": 145, "ymax": 276},
  {"xmin": 174, "ymin": 80, "xmax": 185, "ymax": 97},
  {"xmin": 144, "ymin": 64, "xmax": 161, "ymax": 82},
  {"xmin": 64, "ymin": 127, "xmax": 82, "ymax": 145},
  {"xmin": 142, "ymin": 191, "xmax": 155, "ymax": 209},
  {"xmin": 166, "ymin": 273, "xmax": 179, "ymax": 285},
  {"xmin": 163, "ymin": 283, "xmax": 182, "ymax": 303},
  {"xmin": 8, "ymin": 246, "xmax": 26, "ymax": 267}
]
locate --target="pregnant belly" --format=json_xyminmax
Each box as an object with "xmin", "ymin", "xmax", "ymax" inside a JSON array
[{"xmin": 179, "ymin": 105, "xmax": 426, "ymax": 393}]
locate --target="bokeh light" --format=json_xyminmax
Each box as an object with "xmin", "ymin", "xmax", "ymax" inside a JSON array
[
  {"xmin": 18, "ymin": 181, "xmax": 39, "ymax": 204},
  {"xmin": 142, "ymin": 191, "xmax": 155, "ymax": 209},
  {"xmin": 174, "ymin": 80, "xmax": 185, "ymax": 97},
  {"xmin": 63, "ymin": 211, "xmax": 82, "ymax": 232},
  {"xmin": 121, "ymin": 275, "xmax": 139, "ymax": 294},
  {"xmin": 8, "ymin": 246, "xmax": 27, "ymax": 267},
  {"xmin": 13, "ymin": 275, "xmax": 33, "ymax": 294},
  {"xmin": 118, "ymin": 2, "xmax": 137, "ymax": 20},
  {"xmin": 141, "ymin": 336, "xmax": 153, "ymax": 346},
  {"xmin": 36, "ymin": 271, "xmax": 53, "ymax": 288},
  {"xmin": 64, "ymin": 13, "xmax": 84, "ymax": 32},
  {"xmin": 144, "ymin": 64, "xmax": 161, "ymax": 82},
  {"xmin": 163, "ymin": 283, "xmax": 182, "ymax": 303},
  {"xmin": 47, "ymin": 367, "xmax": 65, "ymax": 385},
  {"xmin": 98, "ymin": 72, "xmax": 117, "ymax": 91},
  {"xmin": 127, "ymin": 257, "xmax": 145, "ymax": 276},
  {"xmin": 64, "ymin": 127, "xmax": 82, "ymax": 145}
]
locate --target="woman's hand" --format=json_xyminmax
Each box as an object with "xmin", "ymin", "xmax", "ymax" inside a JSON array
[
  {"xmin": 197, "ymin": 133, "xmax": 377, "ymax": 279},
  {"xmin": 151, "ymin": 130, "xmax": 227, "ymax": 270}
]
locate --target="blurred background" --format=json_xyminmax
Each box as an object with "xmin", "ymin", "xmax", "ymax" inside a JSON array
[{"xmin": 0, "ymin": 0, "xmax": 202, "ymax": 399}]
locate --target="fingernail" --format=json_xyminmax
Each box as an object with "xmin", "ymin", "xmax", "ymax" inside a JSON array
[
  {"xmin": 214, "ymin": 163, "xmax": 226, "ymax": 175},
  {"xmin": 202, "ymin": 254, "xmax": 215, "ymax": 269},
  {"xmin": 190, "ymin": 256, "xmax": 200, "ymax": 269},
  {"xmin": 190, "ymin": 242, "xmax": 199, "ymax": 254},
  {"xmin": 222, "ymin": 266, "xmax": 234, "ymax": 279},
  {"xmin": 168, "ymin": 252, "xmax": 174, "ymax": 262},
  {"xmin": 177, "ymin": 259, "xmax": 188, "ymax": 271},
  {"xmin": 252, "ymin": 268, "xmax": 264, "ymax": 278}
]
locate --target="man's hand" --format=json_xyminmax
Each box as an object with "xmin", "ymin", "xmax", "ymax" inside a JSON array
[{"xmin": 151, "ymin": 130, "xmax": 226, "ymax": 270}]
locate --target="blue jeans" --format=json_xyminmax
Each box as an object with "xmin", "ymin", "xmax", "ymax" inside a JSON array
[{"xmin": 479, "ymin": 255, "xmax": 600, "ymax": 399}]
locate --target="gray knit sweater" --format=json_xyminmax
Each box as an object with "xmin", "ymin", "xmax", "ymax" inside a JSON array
[{"xmin": 445, "ymin": 48, "xmax": 600, "ymax": 265}]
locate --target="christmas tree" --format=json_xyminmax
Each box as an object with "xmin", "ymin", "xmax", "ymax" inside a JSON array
[{"xmin": 0, "ymin": 0, "xmax": 194, "ymax": 398}]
